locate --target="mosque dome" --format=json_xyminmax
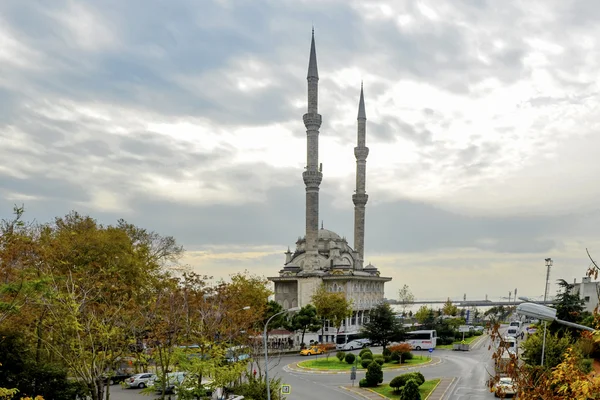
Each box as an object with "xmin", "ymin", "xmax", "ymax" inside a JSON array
[{"xmin": 318, "ymin": 228, "xmax": 342, "ymax": 241}]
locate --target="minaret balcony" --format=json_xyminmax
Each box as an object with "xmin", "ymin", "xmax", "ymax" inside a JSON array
[
  {"xmin": 352, "ymin": 193, "xmax": 369, "ymax": 206},
  {"xmin": 354, "ymin": 147, "xmax": 369, "ymax": 159},
  {"xmin": 303, "ymin": 113, "xmax": 322, "ymax": 128},
  {"xmin": 303, "ymin": 170, "xmax": 323, "ymax": 188}
]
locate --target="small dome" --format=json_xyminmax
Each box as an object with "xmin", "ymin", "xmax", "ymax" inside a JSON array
[{"xmin": 318, "ymin": 228, "xmax": 342, "ymax": 241}]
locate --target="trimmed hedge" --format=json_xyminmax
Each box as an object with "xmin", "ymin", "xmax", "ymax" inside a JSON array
[
  {"xmin": 359, "ymin": 348, "xmax": 373, "ymax": 358},
  {"xmin": 345, "ymin": 353, "xmax": 356, "ymax": 364},
  {"xmin": 336, "ymin": 351, "xmax": 346, "ymax": 361}
]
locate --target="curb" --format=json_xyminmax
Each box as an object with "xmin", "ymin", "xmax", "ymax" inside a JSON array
[{"xmin": 284, "ymin": 356, "xmax": 442, "ymax": 375}]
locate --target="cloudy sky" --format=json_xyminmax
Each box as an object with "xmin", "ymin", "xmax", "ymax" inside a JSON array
[{"xmin": 1, "ymin": 0, "xmax": 599, "ymax": 302}]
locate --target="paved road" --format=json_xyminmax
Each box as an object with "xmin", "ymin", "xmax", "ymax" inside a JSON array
[{"xmin": 105, "ymin": 333, "xmax": 500, "ymax": 400}]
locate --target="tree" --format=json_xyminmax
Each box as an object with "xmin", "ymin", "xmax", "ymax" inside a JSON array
[
  {"xmin": 289, "ymin": 305, "xmax": 321, "ymax": 347},
  {"xmin": 311, "ymin": 285, "xmax": 353, "ymax": 341},
  {"xmin": 361, "ymin": 303, "xmax": 403, "ymax": 351},
  {"xmin": 521, "ymin": 331, "xmax": 572, "ymax": 369},
  {"xmin": 550, "ymin": 279, "xmax": 586, "ymax": 336},
  {"xmin": 397, "ymin": 284, "xmax": 415, "ymax": 316},
  {"xmin": 442, "ymin": 298, "xmax": 459, "ymax": 316},
  {"xmin": 414, "ymin": 306, "xmax": 430, "ymax": 324}
]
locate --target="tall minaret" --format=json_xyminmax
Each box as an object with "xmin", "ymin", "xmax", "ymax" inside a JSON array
[
  {"xmin": 353, "ymin": 83, "xmax": 369, "ymax": 269},
  {"xmin": 302, "ymin": 29, "xmax": 323, "ymax": 271}
]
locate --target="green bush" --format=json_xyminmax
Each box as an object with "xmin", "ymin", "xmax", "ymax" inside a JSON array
[
  {"xmin": 403, "ymin": 352, "xmax": 414, "ymax": 360},
  {"xmin": 473, "ymin": 330, "xmax": 482, "ymax": 336},
  {"xmin": 391, "ymin": 351, "xmax": 401, "ymax": 363},
  {"xmin": 375, "ymin": 358, "xmax": 384, "ymax": 366},
  {"xmin": 400, "ymin": 379, "xmax": 421, "ymax": 400},
  {"xmin": 361, "ymin": 359, "xmax": 371, "ymax": 368},
  {"xmin": 345, "ymin": 353, "xmax": 356, "ymax": 364},
  {"xmin": 389, "ymin": 375, "xmax": 404, "ymax": 393},
  {"xmin": 410, "ymin": 372, "xmax": 425, "ymax": 386},
  {"xmin": 383, "ymin": 355, "xmax": 392, "ymax": 363},
  {"xmin": 358, "ymin": 378, "xmax": 368, "ymax": 388},
  {"xmin": 439, "ymin": 336, "xmax": 454, "ymax": 345},
  {"xmin": 359, "ymin": 348, "xmax": 373, "ymax": 358},
  {"xmin": 365, "ymin": 361, "xmax": 383, "ymax": 386},
  {"xmin": 336, "ymin": 351, "xmax": 346, "ymax": 361},
  {"xmin": 382, "ymin": 347, "xmax": 392, "ymax": 357},
  {"xmin": 361, "ymin": 351, "xmax": 373, "ymax": 360},
  {"xmin": 389, "ymin": 372, "xmax": 424, "ymax": 389}
]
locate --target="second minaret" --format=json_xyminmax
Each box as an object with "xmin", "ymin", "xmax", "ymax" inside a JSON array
[
  {"xmin": 353, "ymin": 83, "xmax": 369, "ymax": 268},
  {"xmin": 302, "ymin": 29, "xmax": 323, "ymax": 270}
]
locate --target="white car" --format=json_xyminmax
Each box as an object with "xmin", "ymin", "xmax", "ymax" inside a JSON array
[
  {"xmin": 125, "ymin": 373, "xmax": 156, "ymax": 389},
  {"xmin": 337, "ymin": 340, "xmax": 368, "ymax": 351},
  {"xmin": 492, "ymin": 377, "xmax": 516, "ymax": 397}
]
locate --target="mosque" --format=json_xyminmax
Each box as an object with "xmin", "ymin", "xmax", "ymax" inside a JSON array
[{"xmin": 268, "ymin": 31, "xmax": 392, "ymax": 343}]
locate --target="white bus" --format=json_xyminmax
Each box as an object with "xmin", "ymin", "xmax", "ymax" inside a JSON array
[{"xmin": 404, "ymin": 330, "xmax": 437, "ymax": 350}]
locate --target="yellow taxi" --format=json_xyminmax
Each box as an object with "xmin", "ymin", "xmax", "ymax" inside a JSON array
[{"xmin": 299, "ymin": 345, "xmax": 324, "ymax": 356}]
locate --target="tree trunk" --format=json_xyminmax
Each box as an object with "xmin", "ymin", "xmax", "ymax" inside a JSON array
[{"xmin": 301, "ymin": 328, "xmax": 306, "ymax": 347}]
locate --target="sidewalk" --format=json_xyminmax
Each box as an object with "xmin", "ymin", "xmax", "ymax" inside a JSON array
[
  {"xmin": 342, "ymin": 377, "xmax": 454, "ymax": 400},
  {"xmin": 425, "ymin": 377, "xmax": 454, "ymax": 400}
]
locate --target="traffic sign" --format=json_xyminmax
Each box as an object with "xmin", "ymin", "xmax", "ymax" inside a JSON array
[
  {"xmin": 428, "ymin": 348, "xmax": 433, "ymax": 353},
  {"xmin": 281, "ymin": 384, "xmax": 291, "ymax": 395}
]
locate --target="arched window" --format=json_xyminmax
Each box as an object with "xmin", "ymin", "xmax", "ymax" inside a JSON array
[{"xmin": 283, "ymin": 299, "xmax": 289, "ymax": 309}]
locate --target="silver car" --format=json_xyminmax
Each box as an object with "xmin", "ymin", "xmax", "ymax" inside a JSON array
[{"xmin": 125, "ymin": 373, "xmax": 156, "ymax": 389}]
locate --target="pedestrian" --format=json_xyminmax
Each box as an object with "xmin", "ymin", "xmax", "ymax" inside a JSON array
[{"xmin": 520, "ymin": 331, "xmax": 524, "ymax": 340}]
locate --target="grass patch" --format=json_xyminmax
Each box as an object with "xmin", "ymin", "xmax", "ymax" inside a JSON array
[
  {"xmin": 370, "ymin": 379, "xmax": 441, "ymax": 399},
  {"xmin": 436, "ymin": 334, "xmax": 482, "ymax": 350},
  {"xmin": 297, "ymin": 355, "xmax": 430, "ymax": 370}
]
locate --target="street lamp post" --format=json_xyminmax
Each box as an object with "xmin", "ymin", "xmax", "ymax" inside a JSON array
[
  {"xmin": 542, "ymin": 258, "xmax": 552, "ymax": 366},
  {"xmin": 264, "ymin": 307, "xmax": 299, "ymax": 400}
]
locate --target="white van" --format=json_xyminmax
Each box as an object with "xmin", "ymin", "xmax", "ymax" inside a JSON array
[
  {"xmin": 509, "ymin": 321, "xmax": 522, "ymax": 329},
  {"xmin": 506, "ymin": 327, "xmax": 519, "ymax": 337}
]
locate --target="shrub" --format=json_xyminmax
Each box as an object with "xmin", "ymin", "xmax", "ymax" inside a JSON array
[
  {"xmin": 361, "ymin": 351, "xmax": 373, "ymax": 361},
  {"xmin": 382, "ymin": 347, "xmax": 392, "ymax": 357},
  {"xmin": 391, "ymin": 351, "xmax": 401, "ymax": 363},
  {"xmin": 410, "ymin": 372, "xmax": 425, "ymax": 386},
  {"xmin": 389, "ymin": 372, "xmax": 424, "ymax": 389},
  {"xmin": 383, "ymin": 355, "xmax": 392, "ymax": 363},
  {"xmin": 400, "ymin": 379, "xmax": 421, "ymax": 400},
  {"xmin": 358, "ymin": 378, "xmax": 368, "ymax": 388},
  {"xmin": 473, "ymin": 330, "xmax": 482, "ymax": 336},
  {"xmin": 336, "ymin": 351, "xmax": 346, "ymax": 362},
  {"xmin": 375, "ymin": 358, "xmax": 384, "ymax": 366},
  {"xmin": 365, "ymin": 361, "xmax": 383, "ymax": 386},
  {"xmin": 359, "ymin": 348, "xmax": 373, "ymax": 358},
  {"xmin": 389, "ymin": 376, "xmax": 404, "ymax": 393},
  {"xmin": 345, "ymin": 353, "xmax": 356, "ymax": 364},
  {"xmin": 361, "ymin": 359, "xmax": 371, "ymax": 368},
  {"xmin": 439, "ymin": 336, "xmax": 454, "ymax": 345},
  {"xmin": 403, "ymin": 352, "xmax": 414, "ymax": 360}
]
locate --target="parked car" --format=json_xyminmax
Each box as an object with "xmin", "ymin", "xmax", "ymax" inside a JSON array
[
  {"xmin": 125, "ymin": 373, "xmax": 156, "ymax": 389},
  {"xmin": 337, "ymin": 340, "xmax": 369, "ymax": 351},
  {"xmin": 300, "ymin": 346, "xmax": 324, "ymax": 356},
  {"xmin": 492, "ymin": 377, "xmax": 516, "ymax": 397},
  {"xmin": 150, "ymin": 372, "xmax": 186, "ymax": 394},
  {"xmin": 474, "ymin": 326, "xmax": 485, "ymax": 332},
  {"xmin": 102, "ymin": 372, "xmax": 132, "ymax": 385}
]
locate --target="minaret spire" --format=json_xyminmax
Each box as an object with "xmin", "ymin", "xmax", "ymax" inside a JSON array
[
  {"xmin": 353, "ymin": 83, "xmax": 369, "ymax": 268},
  {"xmin": 302, "ymin": 29, "xmax": 323, "ymax": 271}
]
